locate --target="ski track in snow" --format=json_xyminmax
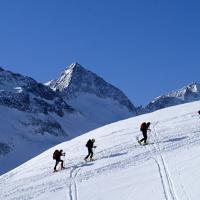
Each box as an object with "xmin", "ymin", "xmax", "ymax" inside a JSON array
[
  {"xmin": 149, "ymin": 122, "xmax": 178, "ymax": 200},
  {"xmin": 69, "ymin": 165, "xmax": 81, "ymax": 200},
  {"xmin": 150, "ymin": 121, "xmax": 193, "ymax": 200}
]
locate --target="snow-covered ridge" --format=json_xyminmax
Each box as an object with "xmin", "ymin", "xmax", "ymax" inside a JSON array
[
  {"xmin": 145, "ymin": 82, "xmax": 200, "ymax": 112},
  {"xmin": 154, "ymin": 82, "xmax": 200, "ymax": 101},
  {"xmin": 1, "ymin": 101, "xmax": 200, "ymax": 200},
  {"xmin": 0, "ymin": 66, "xmax": 75, "ymax": 116}
]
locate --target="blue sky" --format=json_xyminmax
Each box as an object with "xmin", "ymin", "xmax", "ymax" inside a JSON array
[{"xmin": 0, "ymin": 0, "xmax": 199, "ymax": 106}]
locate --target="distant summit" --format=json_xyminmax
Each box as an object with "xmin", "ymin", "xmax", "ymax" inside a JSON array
[
  {"xmin": 47, "ymin": 62, "xmax": 80, "ymax": 91},
  {"xmin": 145, "ymin": 82, "xmax": 200, "ymax": 112},
  {"xmin": 48, "ymin": 62, "xmax": 137, "ymax": 114}
]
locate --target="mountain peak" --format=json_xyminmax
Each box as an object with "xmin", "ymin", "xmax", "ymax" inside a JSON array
[
  {"xmin": 48, "ymin": 62, "xmax": 89, "ymax": 91},
  {"xmin": 62, "ymin": 62, "xmax": 82, "ymax": 74},
  {"xmin": 48, "ymin": 62, "xmax": 137, "ymax": 113},
  {"xmin": 185, "ymin": 82, "xmax": 200, "ymax": 93},
  {"xmin": 67, "ymin": 62, "xmax": 82, "ymax": 70}
]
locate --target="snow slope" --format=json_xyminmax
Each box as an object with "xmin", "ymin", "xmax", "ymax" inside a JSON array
[
  {"xmin": 0, "ymin": 104, "xmax": 108, "ymax": 175},
  {"xmin": 0, "ymin": 101, "xmax": 200, "ymax": 200}
]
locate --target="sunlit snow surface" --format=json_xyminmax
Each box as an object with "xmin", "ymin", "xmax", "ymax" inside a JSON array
[{"xmin": 0, "ymin": 101, "xmax": 200, "ymax": 200}]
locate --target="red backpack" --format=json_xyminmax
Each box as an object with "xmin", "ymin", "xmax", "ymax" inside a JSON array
[
  {"xmin": 140, "ymin": 122, "xmax": 146, "ymax": 131},
  {"xmin": 53, "ymin": 150, "xmax": 60, "ymax": 160}
]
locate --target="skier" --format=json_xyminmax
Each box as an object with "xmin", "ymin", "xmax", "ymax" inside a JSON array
[
  {"xmin": 53, "ymin": 149, "xmax": 66, "ymax": 172},
  {"xmin": 138, "ymin": 122, "xmax": 151, "ymax": 145},
  {"xmin": 84, "ymin": 139, "xmax": 96, "ymax": 161}
]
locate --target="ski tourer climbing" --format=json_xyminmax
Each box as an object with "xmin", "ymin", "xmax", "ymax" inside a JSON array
[
  {"xmin": 84, "ymin": 139, "xmax": 96, "ymax": 161},
  {"xmin": 138, "ymin": 122, "xmax": 151, "ymax": 145},
  {"xmin": 53, "ymin": 149, "xmax": 66, "ymax": 172}
]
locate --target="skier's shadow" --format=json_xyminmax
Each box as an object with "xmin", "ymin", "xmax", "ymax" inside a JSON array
[
  {"xmin": 100, "ymin": 152, "xmax": 127, "ymax": 160},
  {"xmin": 163, "ymin": 136, "xmax": 188, "ymax": 143},
  {"xmin": 65, "ymin": 162, "xmax": 94, "ymax": 170},
  {"xmin": 73, "ymin": 162, "xmax": 94, "ymax": 169},
  {"xmin": 80, "ymin": 163, "xmax": 94, "ymax": 167}
]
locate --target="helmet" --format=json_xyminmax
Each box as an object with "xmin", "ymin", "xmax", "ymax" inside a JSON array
[
  {"xmin": 60, "ymin": 149, "xmax": 63, "ymax": 152},
  {"xmin": 91, "ymin": 138, "xmax": 95, "ymax": 142}
]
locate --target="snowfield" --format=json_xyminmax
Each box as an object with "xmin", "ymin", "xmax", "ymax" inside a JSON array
[{"xmin": 0, "ymin": 101, "xmax": 200, "ymax": 200}]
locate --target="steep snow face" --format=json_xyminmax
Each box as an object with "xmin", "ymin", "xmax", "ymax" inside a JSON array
[
  {"xmin": 48, "ymin": 62, "xmax": 136, "ymax": 113},
  {"xmin": 146, "ymin": 82, "xmax": 200, "ymax": 112},
  {"xmin": 67, "ymin": 93, "xmax": 134, "ymax": 125},
  {"xmin": 1, "ymin": 101, "xmax": 200, "ymax": 200}
]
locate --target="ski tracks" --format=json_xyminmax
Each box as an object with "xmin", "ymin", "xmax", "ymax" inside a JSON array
[
  {"xmin": 150, "ymin": 122, "xmax": 179, "ymax": 200},
  {"xmin": 152, "ymin": 146, "xmax": 178, "ymax": 200},
  {"xmin": 68, "ymin": 165, "xmax": 81, "ymax": 200}
]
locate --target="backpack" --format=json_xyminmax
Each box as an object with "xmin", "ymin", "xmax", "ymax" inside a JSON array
[
  {"xmin": 86, "ymin": 139, "xmax": 92, "ymax": 148},
  {"xmin": 86, "ymin": 140, "xmax": 90, "ymax": 147},
  {"xmin": 53, "ymin": 150, "xmax": 60, "ymax": 160},
  {"xmin": 140, "ymin": 122, "xmax": 146, "ymax": 131}
]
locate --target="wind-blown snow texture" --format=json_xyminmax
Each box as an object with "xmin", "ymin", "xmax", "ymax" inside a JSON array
[{"xmin": 1, "ymin": 101, "xmax": 200, "ymax": 200}]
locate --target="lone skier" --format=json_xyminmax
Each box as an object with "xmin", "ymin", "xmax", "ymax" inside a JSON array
[
  {"xmin": 84, "ymin": 139, "xmax": 96, "ymax": 161},
  {"xmin": 138, "ymin": 122, "xmax": 151, "ymax": 145},
  {"xmin": 53, "ymin": 149, "xmax": 65, "ymax": 172}
]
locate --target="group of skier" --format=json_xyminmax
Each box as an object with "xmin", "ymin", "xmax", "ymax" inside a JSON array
[
  {"xmin": 53, "ymin": 139, "xmax": 97, "ymax": 172},
  {"xmin": 53, "ymin": 110, "xmax": 200, "ymax": 171},
  {"xmin": 52, "ymin": 122, "xmax": 151, "ymax": 171}
]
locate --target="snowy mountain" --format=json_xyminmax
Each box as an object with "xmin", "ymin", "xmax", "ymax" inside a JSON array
[
  {"xmin": 1, "ymin": 101, "xmax": 200, "ymax": 200},
  {"xmin": 0, "ymin": 67, "xmax": 78, "ymax": 174},
  {"xmin": 145, "ymin": 82, "xmax": 200, "ymax": 112},
  {"xmin": 1, "ymin": 62, "xmax": 199, "ymax": 177},
  {"xmin": 47, "ymin": 62, "xmax": 137, "ymax": 124},
  {"xmin": 0, "ymin": 65, "xmax": 136, "ymax": 174},
  {"xmin": 0, "ymin": 67, "xmax": 75, "ymax": 117}
]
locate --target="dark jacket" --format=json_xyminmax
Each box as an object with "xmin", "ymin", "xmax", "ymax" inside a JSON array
[{"xmin": 86, "ymin": 139, "xmax": 94, "ymax": 149}]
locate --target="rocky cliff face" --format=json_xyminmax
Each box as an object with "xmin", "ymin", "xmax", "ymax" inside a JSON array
[{"xmin": 0, "ymin": 67, "xmax": 75, "ymax": 117}]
